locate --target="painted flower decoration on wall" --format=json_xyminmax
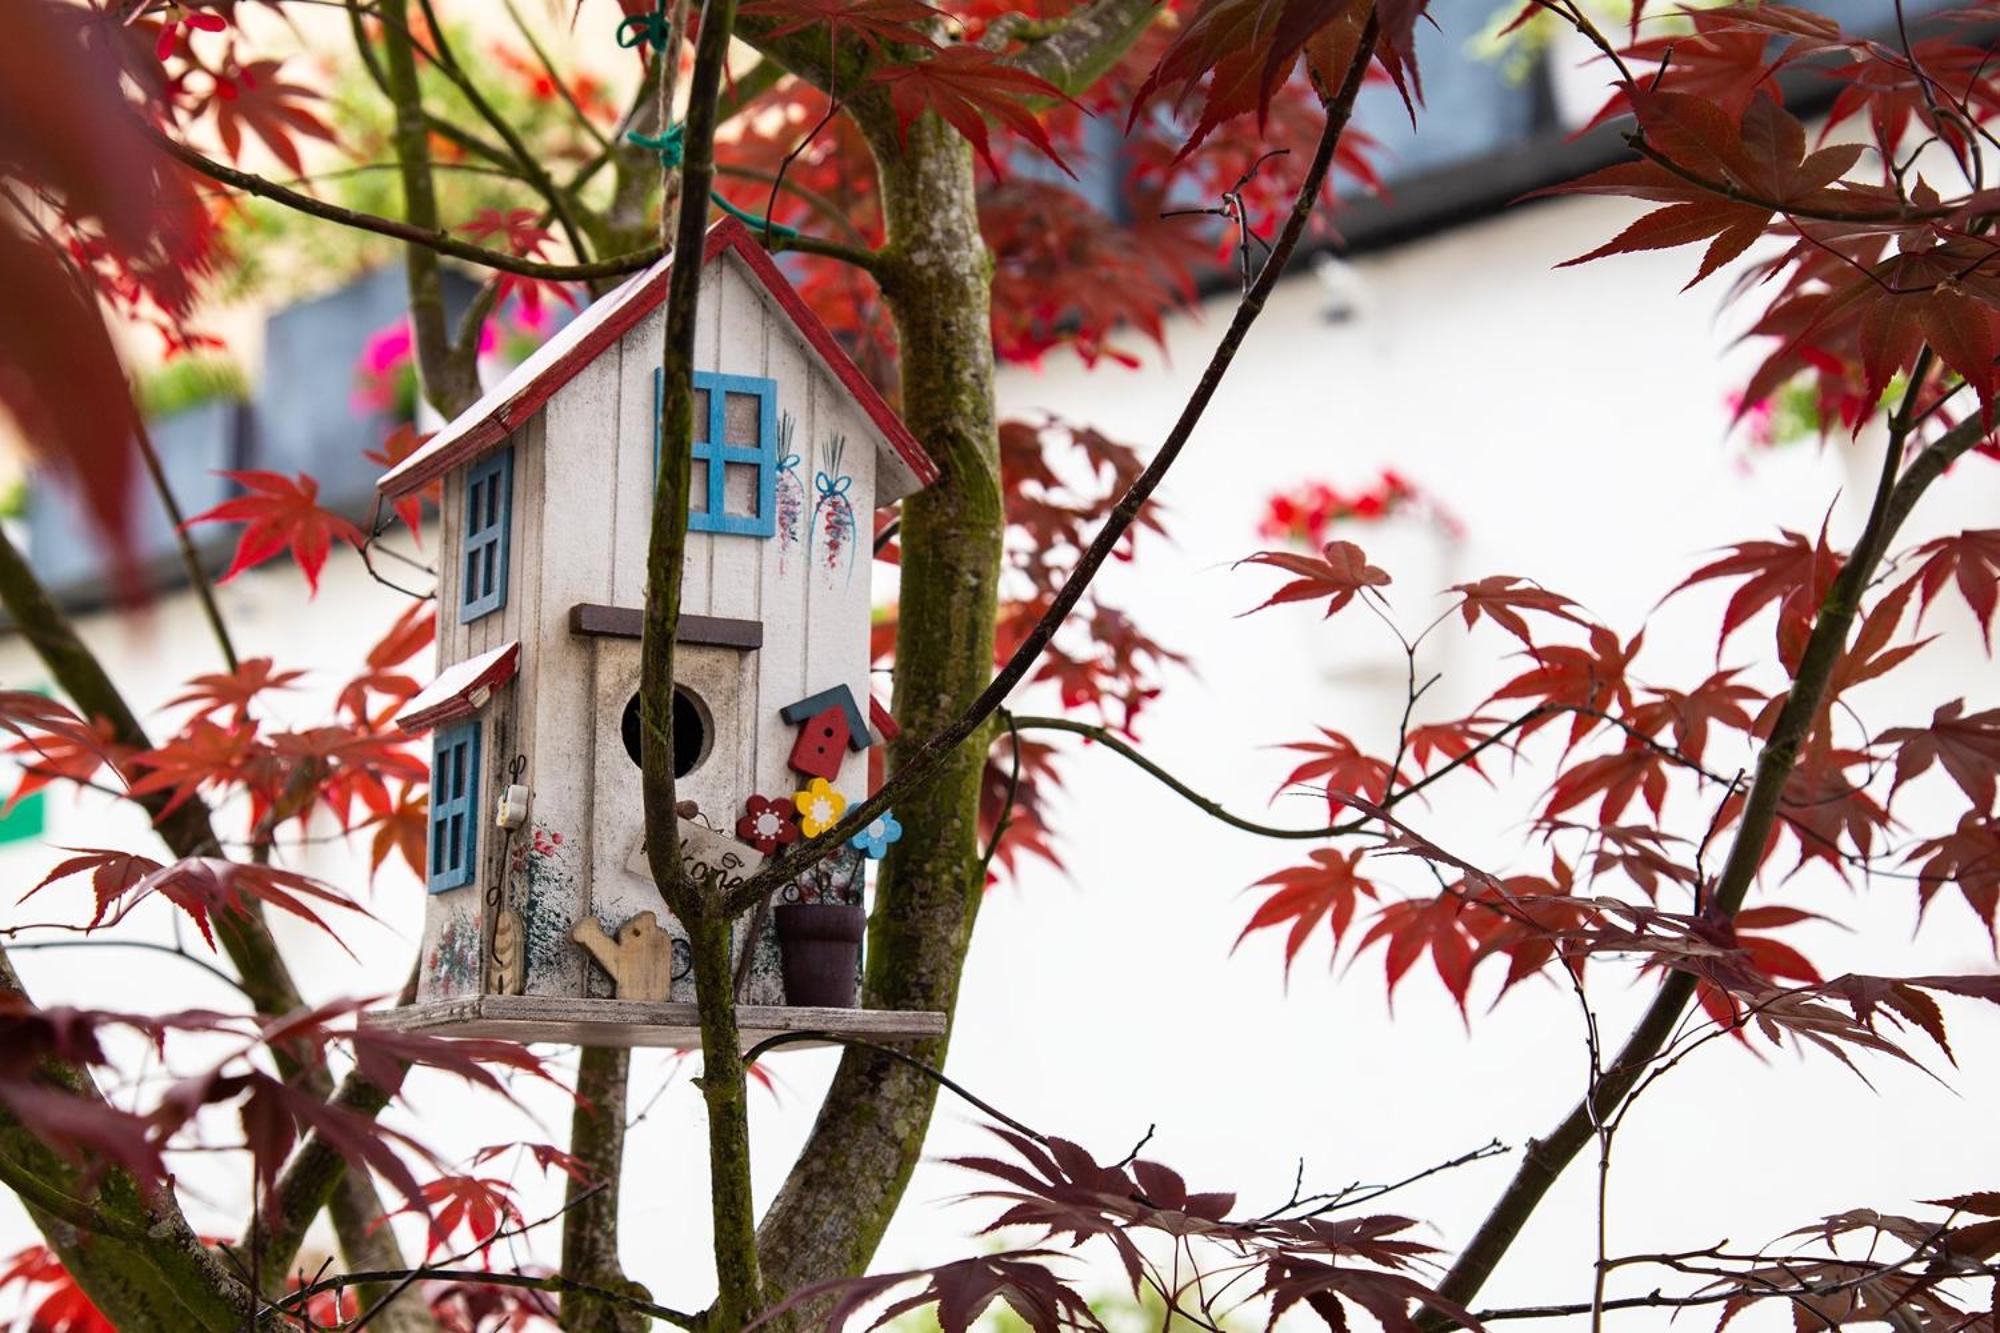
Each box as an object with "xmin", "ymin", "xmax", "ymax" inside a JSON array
[
  {"xmin": 793, "ymin": 778, "xmax": 847, "ymax": 838},
  {"xmin": 849, "ymin": 811, "xmax": 902, "ymax": 860},
  {"xmin": 736, "ymin": 794, "xmax": 799, "ymax": 854}
]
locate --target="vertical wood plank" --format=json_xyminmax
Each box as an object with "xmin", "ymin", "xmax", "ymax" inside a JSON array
[
  {"xmin": 522, "ymin": 350, "xmax": 622, "ymax": 997},
  {"xmin": 708, "ymin": 262, "xmax": 766, "ymax": 626}
]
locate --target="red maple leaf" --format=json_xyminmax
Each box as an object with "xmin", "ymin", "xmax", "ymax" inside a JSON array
[
  {"xmin": 1239, "ymin": 539, "xmax": 1390, "ymax": 618},
  {"xmin": 1629, "ymin": 669, "xmax": 1763, "ymax": 765},
  {"xmin": 1, "ymin": 692, "xmax": 129, "ymax": 810},
  {"xmin": 1547, "ymin": 92, "xmax": 1898, "ymax": 290},
  {"xmin": 338, "ymin": 602, "xmax": 437, "ymax": 726},
  {"xmin": 1905, "ymin": 813, "xmax": 2000, "ymax": 936},
  {"xmin": 20, "ymin": 848, "xmax": 162, "ymax": 931},
  {"xmin": 1585, "ymin": 11, "xmax": 1808, "ymax": 128},
  {"xmin": 1130, "ymin": 0, "xmax": 1375, "ymax": 160},
  {"xmin": 1543, "ymin": 743, "xmax": 1672, "ymax": 824},
  {"xmin": 1274, "ymin": 728, "xmax": 1395, "ymax": 806},
  {"xmin": 196, "ymin": 58, "xmax": 335, "ymax": 177},
  {"xmin": 1355, "ymin": 891, "xmax": 1483, "ymax": 1011},
  {"xmin": 268, "ymin": 725, "xmax": 428, "ymax": 830},
  {"xmin": 1401, "ymin": 715, "xmax": 1495, "ymax": 779},
  {"xmin": 471, "ymin": 1140, "xmax": 593, "ymax": 1183},
  {"xmin": 367, "ymin": 784, "xmax": 428, "ymax": 883},
  {"xmin": 1487, "ymin": 624, "xmax": 1642, "ymax": 748},
  {"xmin": 125, "ymin": 718, "xmax": 262, "ymax": 816},
  {"xmin": 184, "ymin": 471, "xmax": 365, "ymax": 593},
  {"xmin": 0, "ymin": 1246, "xmax": 117, "ymax": 1333},
  {"xmin": 738, "ymin": 0, "xmax": 941, "ymax": 53},
  {"xmin": 456, "ymin": 209, "xmax": 576, "ymax": 321},
  {"xmin": 165, "ymin": 657, "xmax": 304, "ymax": 726},
  {"xmin": 392, "ymin": 1175, "xmax": 523, "ymax": 1256},
  {"xmin": 1776, "ymin": 746, "xmax": 1893, "ymax": 874},
  {"xmin": 364, "ymin": 424, "xmax": 439, "ymax": 540},
  {"xmin": 1668, "ymin": 903, "xmax": 1828, "ymax": 1036},
  {"xmin": 870, "ymin": 47, "xmax": 1075, "ymax": 177},
  {"xmin": 1900, "ymin": 528, "xmax": 2000, "ymax": 651},
  {"xmin": 1819, "ymin": 579, "xmax": 1930, "ymax": 715},
  {"xmin": 1879, "ymin": 700, "xmax": 2000, "ymax": 814},
  {"xmin": 1672, "ymin": 526, "xmax": 1843, "ymax": 658},
  {"xmin": 1448, "ymin": 575, "xmax": 1585, "ymax": 648},
  {"xmin": 1237, "ymin": 847, "xmax": 1377, "ymax": 971}
]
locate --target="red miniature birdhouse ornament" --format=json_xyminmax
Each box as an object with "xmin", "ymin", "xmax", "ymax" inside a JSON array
[
  {"xmin": 779, "ymin": 685, "xmax": 872, "ymax": 782},
  {"xmin": 788, "ymin": 706, "xmax": 850, "ymax": 780}
]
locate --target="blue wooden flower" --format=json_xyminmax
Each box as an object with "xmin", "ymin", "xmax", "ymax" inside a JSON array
[{"xmin": 849, "ymin": 811, "xmax": 902, "ymax": 860}]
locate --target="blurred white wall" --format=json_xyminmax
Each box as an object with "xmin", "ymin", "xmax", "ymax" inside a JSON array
[{"xmin": 2, "ymin": 187, "xmax": 1997, "ymax": 1330}]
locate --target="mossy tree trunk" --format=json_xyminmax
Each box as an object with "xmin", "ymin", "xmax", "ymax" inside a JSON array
[{"xmin": 754, "ymin": 104, "xmax": 1004, "ymax": 1295}]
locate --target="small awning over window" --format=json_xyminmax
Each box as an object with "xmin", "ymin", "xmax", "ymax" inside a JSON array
[{"xmin": 396, "ymin": 641, "xmax": 520, "ymax": 737}]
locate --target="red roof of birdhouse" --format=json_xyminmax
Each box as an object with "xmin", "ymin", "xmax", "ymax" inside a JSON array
[
  {"xmin": 377, "ymin": 216, "xmax": 937, "ymax": 501},
  {"xmin": 395, "ymin": 640, "xmax": 520, "ymax": 736}
]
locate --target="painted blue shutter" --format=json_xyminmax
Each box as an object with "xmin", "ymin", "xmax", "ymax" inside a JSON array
[
  {"xmin": 427, "ymin": 722, "xmax": 481, "ymax": 893},
  {"xmin": 655, "ymin": 369, "xmax": 778, "ymax": 537},
  {"xmin": 460, "ymin": 449, "xmax": 513, "ymax": 622}
]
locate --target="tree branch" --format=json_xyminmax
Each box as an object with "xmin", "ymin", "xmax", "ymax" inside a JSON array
[
  {"xmin": 0, "ymin": 523, "xmax": 422, "ymax": 1322},
  {"xmin": 280, "ymin": 1267, "xmax": 706, "ymax": 1330},
  {"xmin": 243, "ymin": 1067, "xmax": 391, "ymax": 1287},
  {"xmin": 1007, "ymin": 712, "xmax": 1359, "ymax": 841},
  {"xmin": 1002, "ymin": 0, "xmax": 1160, "ymax": 95},
  {"xmin": 153, "ymin": 132, "xmax": 664, "ymax": 282},
  {"xmin": 0, "ymin": 946, "xmax": 256, "ymax": 1331},
  {"xmin": 378, "ymin": 0, "xmax": 477, "ymax": 416},
  {"xmin": 766, "ymin": 228, "xmax": 883, "ymax": 271},
  {"xmin": 722, "ymin": 24, "xmax": 1383, "ymax": 918},
  {"xmin": 637, "ymin": 1, "xmax": 764, "ymax": 1326},
  {"xmin": 411, "ymin": 0, "xmax": 596, "ymax": 275},
  {"xmin": 560, "ymin": 1047, "xmax": 651, "ymax": 1333},
  {"xmin": 134, "ymin": 417, "xmax": 237, "ymax": 672},
  {"xmin": 1421, "ymin": 369, "xmax": 1993, "ymax": 1324}
]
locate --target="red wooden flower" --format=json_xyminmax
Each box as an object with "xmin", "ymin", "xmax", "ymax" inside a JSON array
[{"xmin": 736, "ymin": 794, "xmax": 800, "ymax": 854}]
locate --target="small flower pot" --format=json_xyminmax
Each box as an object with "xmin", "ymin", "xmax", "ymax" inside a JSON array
[{"xmin": 773, "ymin": 904, "xmax": 864, "ymax": 1009}]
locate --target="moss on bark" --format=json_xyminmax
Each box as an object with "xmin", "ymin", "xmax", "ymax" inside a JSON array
[{"xmin": 755, "ymin": 106, "xmax": 1004, "ymax": 1295}]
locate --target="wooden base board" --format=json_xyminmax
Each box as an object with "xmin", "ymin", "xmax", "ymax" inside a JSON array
[{"xmin": 363, "ymin": 994, "xmax": 947, "ymax": 1049}]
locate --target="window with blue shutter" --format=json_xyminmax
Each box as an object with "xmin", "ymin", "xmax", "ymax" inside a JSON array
[
  {"xmin": 427, "ymin": 722, "xmax": 481, "ymax": 893},
  {"xmin": 460, "ymin": 449, "xmax": 513, "ymax": 623},
  {"xmin": 655, "ymin": 369, "xmax": 778, "ymax": 537}
]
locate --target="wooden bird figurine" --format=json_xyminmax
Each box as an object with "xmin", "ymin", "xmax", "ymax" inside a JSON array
[{"xmin": 571, "ymin": 911, "xmax": 673, "ymax": 1002}]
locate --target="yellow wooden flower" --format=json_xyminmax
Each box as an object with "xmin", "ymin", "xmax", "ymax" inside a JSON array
[{"xmin": 793, "ymin": 777, "xmax": 847, "ymax": 838}]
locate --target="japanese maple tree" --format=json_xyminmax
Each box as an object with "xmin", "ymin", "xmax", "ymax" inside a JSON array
[{"xmin": 0, "ymin": 0, "xmax": 1997, "ymax": 1330}]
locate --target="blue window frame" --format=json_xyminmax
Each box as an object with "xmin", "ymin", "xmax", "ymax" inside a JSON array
[
  {"xmin": 460, "ymin": 449, "xmax": 513, "ymax": 623},
  {"xmin": 427, "ymin": 722, "xmax": 481, "ymax": 893},
  {"xmin": 655, "ymin": 368, "xmax": 778, "ymax": 537}
]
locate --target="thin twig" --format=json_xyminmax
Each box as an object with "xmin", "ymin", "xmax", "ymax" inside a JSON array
[{"xmin": 135, "ymin": 417, "xmax": 238, "ymax": 672}]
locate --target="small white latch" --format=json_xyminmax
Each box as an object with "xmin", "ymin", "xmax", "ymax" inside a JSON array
[{"xmin": 495, "ymin": 783, "xmax": 531, "ymax": 830}]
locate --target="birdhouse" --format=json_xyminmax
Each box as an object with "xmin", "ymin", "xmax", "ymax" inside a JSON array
[{"xmin": 367, "ymin": 218, "xmax": 943, "ymax": 1049}]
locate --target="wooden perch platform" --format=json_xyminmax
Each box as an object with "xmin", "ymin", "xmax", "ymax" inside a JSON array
[{"xmin": 363, "ymin": 995, "xmax": 947, "ymax": 1049}]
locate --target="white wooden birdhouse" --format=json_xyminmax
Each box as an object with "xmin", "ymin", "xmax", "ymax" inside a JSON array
[{"xmin": 368, "ymin": 218, "xmax": 944, "ymax": 1048}]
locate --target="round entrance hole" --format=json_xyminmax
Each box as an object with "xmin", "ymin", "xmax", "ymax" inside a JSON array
[{"xmin": 622, "ymin": 687, "xmax": 710, "ymax": 778}]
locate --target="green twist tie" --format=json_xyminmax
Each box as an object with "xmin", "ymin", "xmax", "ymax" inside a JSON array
[
  {"xmin": 616, "ymin": 0, "xmax": 671, "ymax": 52},
  {"xmin": 627, "ymin": 124, "xmax": 685, "ymax": 167},
  {"xmin": 709, "ymin": 191, "xmax": 801, "ymax": 239},
  {"xmin": 627, "ymin": 120, "xmax": 804, "ymax": 242}
]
